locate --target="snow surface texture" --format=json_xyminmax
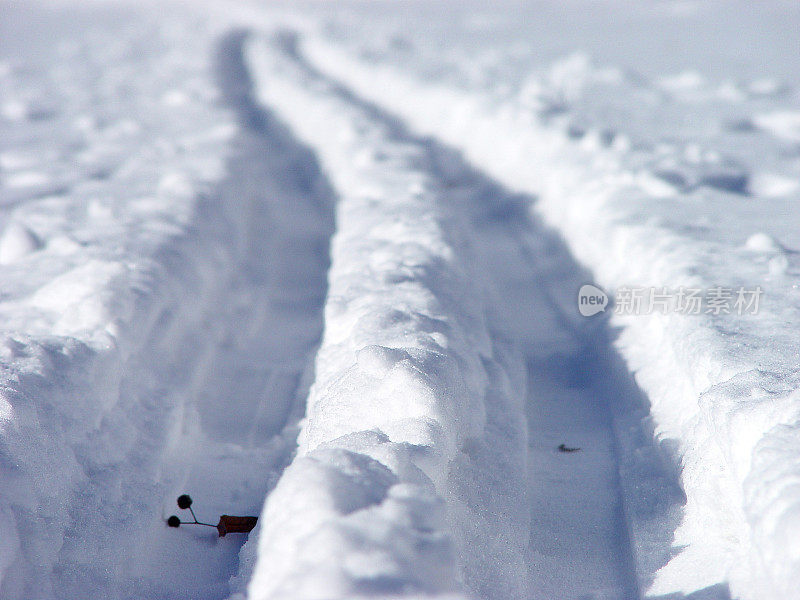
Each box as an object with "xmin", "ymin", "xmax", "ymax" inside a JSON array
[
  {"xmin": 243, "ymin": 32, "xmax": 526, "ymax": 600},
  {"xmin": 288, "ymin": 5, "xmax": 800, "ymax": 599},
  {"xmin": 241, "ymin": 30, "xmax": 651, "ymax": 600},
  {"xmin": 2, "ymin": 0, "xmax": 800, "ymax": 599},
  {"xmin": 0, "ymin": 5, "xmax": 333, "ymax": 599}
]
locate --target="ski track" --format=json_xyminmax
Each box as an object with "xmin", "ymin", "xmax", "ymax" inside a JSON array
[{"xmin": 237, "ymin": 29, "xmax": 688, "ymax": 600}]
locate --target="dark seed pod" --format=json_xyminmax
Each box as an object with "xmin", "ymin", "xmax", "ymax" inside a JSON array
[
  {"xmin": 177, "ymin": 494, "xmax": 192, "ymax": 510},
  {"xmin": 167, "ymin": 515, "xmax": 181, "ymax": 528}
]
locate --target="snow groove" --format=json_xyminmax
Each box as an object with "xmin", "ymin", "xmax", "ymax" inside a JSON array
[{"xmin": 0, "ymin": 14, "xmax": 334, "ymax": 598}]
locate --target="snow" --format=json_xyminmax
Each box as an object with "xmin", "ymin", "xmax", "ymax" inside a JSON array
[
  {"xmin": 0, "ymin": 5, "xmax": 328, "ymax": 598},
  {"xmin": 288, "ymin": 4, "xmax": 800, "ymax": 597},
  {"xmin": 2, "ymin": 0, "xmax": 800, "ymax": 598},
  {"xmin": 0, "ymin": 222, "xmax": 41, "ymax": 264},
  {"xmin": 754, "ymin": 111, "xmax": 800, "ymax": 143},
  {"xmin": 242, "ymin": 34, "xmax": 523, "ymax": 599}
]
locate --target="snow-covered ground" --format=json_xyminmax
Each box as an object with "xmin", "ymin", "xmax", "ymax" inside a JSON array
[{"xmin": 1, "ymin": 1, "xmax": 800, "ymax": 599}]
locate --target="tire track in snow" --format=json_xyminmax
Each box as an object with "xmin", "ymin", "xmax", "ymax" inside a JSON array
[
  {"xmin": 469, "ymin": 198, "xmax": 639, "ymax": 599},
  {"xmin": 426, "ymin": 139, "xmax": 643, "ymax": 598},
  {"xmin": 6, "ymin": 27, "xmax": 336, "ymax": 600},
  {"xmin": 123, "ymin": 30, "xmax": 336, "ymax": 600},
  {"xmin": 239, "ymin": 29, "xmax": 680, "ymax": 599},
  {"xmin": 411, "ymin": 96, "xmax": 643, "ymax": 600}
]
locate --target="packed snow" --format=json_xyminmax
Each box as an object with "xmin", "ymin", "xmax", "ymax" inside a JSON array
[{"xmin": 1, "ymin": 0, "xmax": 800, "ymax": 599}]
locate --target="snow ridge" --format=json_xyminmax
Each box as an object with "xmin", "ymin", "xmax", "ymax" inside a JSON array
[{"xmin": 242, "ymin": 33, "xmax": 530, "ymax": 600}]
